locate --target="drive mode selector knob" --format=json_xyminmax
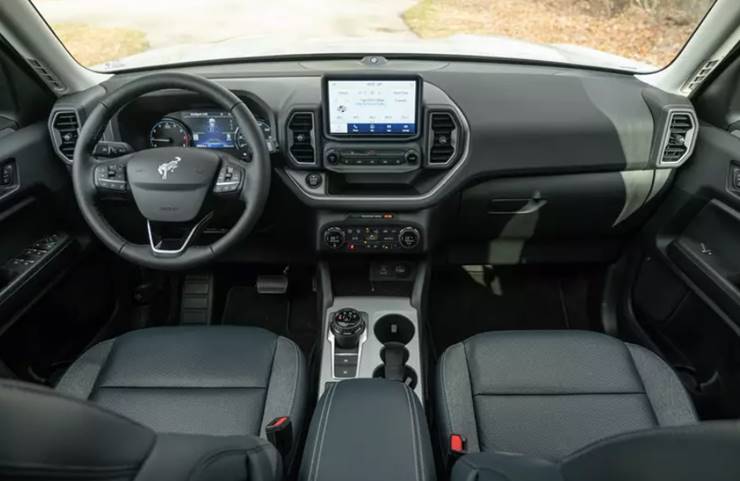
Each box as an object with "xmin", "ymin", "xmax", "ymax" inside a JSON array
[
  {"xmin": 324, "ymin": 227, "xmax": 345, "ymax": 249},
  {"xmin": 398, "ymin": 227, "xmax": 421, "ymax": 249},
  {"xmin": 331, "ymin": 308, "xmax": 365, "ymax": 349}
]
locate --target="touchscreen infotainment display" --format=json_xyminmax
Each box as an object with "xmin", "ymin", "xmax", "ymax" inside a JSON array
[{"xmin": 327, "ymin": 79, "xmax": 418, "ymax": 136}]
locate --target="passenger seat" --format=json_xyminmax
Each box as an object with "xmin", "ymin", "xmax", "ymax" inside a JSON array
[{"xmin": 435, "ymin": 330, "xmax": 696, "ymax": 462}]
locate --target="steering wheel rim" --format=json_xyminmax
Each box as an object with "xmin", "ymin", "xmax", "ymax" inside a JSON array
[{"xmin": 72, "ymin": 72, "xmax": 271, "ymax": 270}]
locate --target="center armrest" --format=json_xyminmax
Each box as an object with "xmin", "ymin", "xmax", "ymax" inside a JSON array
[{"xmin": 299, "ymin": 379, "xmax": 435, "ymax": 481}]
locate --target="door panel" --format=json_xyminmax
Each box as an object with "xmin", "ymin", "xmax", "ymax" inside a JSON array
[
  {"xmin": 0, "ymin": 122, "xmax": 81, "ymax": 331},
  {"xmin": 628, "ymin": 124, "xmax": 740, "ymax": 419}
]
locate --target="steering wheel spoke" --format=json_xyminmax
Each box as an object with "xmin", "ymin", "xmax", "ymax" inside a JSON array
[
  {"xmin": 147, "ymin": 212, "xmax": 214, "ymax": 257},
  {"xmin": 93, "ymin": 155, "xmax": 132, "ymax": 194}
]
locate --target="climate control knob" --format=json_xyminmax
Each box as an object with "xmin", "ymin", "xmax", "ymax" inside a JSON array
[
  {"xmin": 398, "ymin": 227, "xmax": 421, "ymax": 249},
  {"xmin": 324, "ymin": 227, "xmax": 345, "ymax": 249}
]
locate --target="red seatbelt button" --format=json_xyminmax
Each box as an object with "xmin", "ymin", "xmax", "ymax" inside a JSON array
[
  {"xmin": 269, "ymin": 416, "xmax": 289, "ymax": 428},
  {"xmin": 450, "ymin": 433, "xmax": 467, "ymax": 454}
]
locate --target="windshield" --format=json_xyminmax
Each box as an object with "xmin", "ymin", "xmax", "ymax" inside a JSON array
[{"xmin": 31, "ymin": 0, "xmax": 715, "ymax": 73}]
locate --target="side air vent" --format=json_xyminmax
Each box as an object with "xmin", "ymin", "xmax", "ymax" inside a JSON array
[
  {"xmin": 26, "ymin": 58, "xmax": 66, "ymax": 92},
  {"xmin": 426, "ymin": 111, "xmax": 460, "ymax": 167},
  {"xmin": 658, "ymin": 110, "xmax": 697, "ymax": 167},
  {"xmin": 51, "ymin": 110, "xmax": 80, "ymax": 163},
  {"xmin": 683, "ymin": 59, "xmax": 719, "ymax": 94},
  {"xmin": 287, "ymin": 112, "xmax": 317, "ymax": 165}
]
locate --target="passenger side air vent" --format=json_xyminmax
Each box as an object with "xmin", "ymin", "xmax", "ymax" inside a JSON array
[
  {"xmin": 26, "ymin": 58, "xmax": 66, "ymax": 92},
  {"xmin": 426, "ymin": 111, "xmax": 460, "ymax": 168},
  {"xmin": 51, "ymin": 110, "xmax": 80, "ymax": 163},
  {"xmin": 287, "ymin": 112, "xmax": 317, "ymax": 165},
  {"xmin": 658, "ymin": 110, "xmax": 697, "ymax": 167}
]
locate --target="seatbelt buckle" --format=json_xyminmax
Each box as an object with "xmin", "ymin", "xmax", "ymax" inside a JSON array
[
  {"xmin": 449, "ymin": 433, "xmax": 467, "ymax": 462},
  {"xmin": 266, "ymin": 416, "xmax": 293, "ymax": 459}
]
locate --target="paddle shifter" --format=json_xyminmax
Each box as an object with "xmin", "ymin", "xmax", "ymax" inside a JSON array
[{"xmin": 330, "ymin": 308, "xmax": 366, "ymax": 349}]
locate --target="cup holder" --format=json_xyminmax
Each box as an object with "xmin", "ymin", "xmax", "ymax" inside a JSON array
[
  {"xmin": 374, "ymin": 314, "xmax": 415, "ymax": 345},
  {"xmin": 373, "ymin": 365, "xmax": 418, "ymax": 389},
  {"xmin": 380, "ymin": 343, "xmax": 410, "ymax": 364}
]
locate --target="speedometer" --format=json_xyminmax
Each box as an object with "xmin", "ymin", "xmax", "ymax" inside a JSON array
[
  {"xmin": 234, "ymin": 120, "xmax": 271, "ymax": 155},
  {"xmin": 149, "ymin": 118, "xmax": 191, "ymax": 148}
]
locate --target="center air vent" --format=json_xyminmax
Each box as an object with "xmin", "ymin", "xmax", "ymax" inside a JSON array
[
  {"xmin": 426, "ymin": 111, "xmax": 460, "ymax": 168},
  {"xmin": 658, "ymin": 110, "xmax": 697, "ymax": 167},
  {"xmin": 287, "ymin": 112, "xmax": 317, "ymax": 165},
  {"xmin": 51, "ymin": 110, "xmax": 80, "ymax": 163}
]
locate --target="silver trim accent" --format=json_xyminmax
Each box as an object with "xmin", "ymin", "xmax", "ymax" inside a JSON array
[
  {"xmin": 146, "ymin": 214, "xmax": 212, "ymax": 257},
  {"xmin": 613, "ymin": 170, "xmax": 654, "ymax": 227},
  {"xmin": 487, "ymin": 198, "xmax": 547, "ymax": 215},
  {"xmin": 328, "ymin": 323, "xmax": 368, "ymax": 380},
  {"xmin": 49, "ymin": 109, "xmax": 80, "ymax": 164},
  {"xmin": 281, "ymin": 101, "xmax": 471, "ymax": 205},
  {"xmin": 319, "ymin": 297, "xmax": 422, "ymax": 400},
  {"xmin": 657, "ymin": 108, "xmax": 698, "ymax": 168}
]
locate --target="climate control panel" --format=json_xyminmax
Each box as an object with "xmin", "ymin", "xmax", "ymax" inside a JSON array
[
  {"xmin": 322, "ymin": 142, "xmax": 422, "ymax": 173},
  {"xmin": 322, "ymin": 224, "xmax": 422, "ymax": 253}
]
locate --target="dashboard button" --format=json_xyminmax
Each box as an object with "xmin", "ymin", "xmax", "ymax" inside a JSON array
[
  {"xmin": 305, "ymin": 173, "xmax": 323, "ymax": 189},
  {"xmin": 324, "ymin": 227, "xmax": 345, "ymax": 249},
  {"xmin": 399, "ymin": 227, "xmax": 421, "ymax": 249},
  {"xmin": 326, "ymin": 151, "xmax": 339, "ymax": 164}
]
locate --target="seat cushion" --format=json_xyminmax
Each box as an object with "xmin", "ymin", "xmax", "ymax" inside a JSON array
[
  {"xmin": 436, "ymin": 330, "xmax": 697, "ymax": 461},
  {"xmin": 451, "ymin": 423, "xmax": 740, "ymax": 481},
  {"xmin": 57, "ymin": 326, "xmax": 307, "ymax": 450},
  {"xmin": 0, "ymin": 379, "xmax": 282, "ymax": 481}
]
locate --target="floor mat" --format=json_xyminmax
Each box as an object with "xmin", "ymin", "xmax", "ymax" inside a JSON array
[
  {"xmin": 428, "ymin": 265, "xmax": 602, "ymax": 356},
  {"xmin": 220, "ymin": 282, "xmax": 317, "ymax": 357},
  {"xmin": 222, "ymin": 286, "xmax": 289, "ymax": 334}
]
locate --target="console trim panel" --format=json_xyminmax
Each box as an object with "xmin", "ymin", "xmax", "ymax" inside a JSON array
[
  {"xmin": 320, "ymin": 296, "xmax": 423, "ymax": 400},
  {"xmin": 278, "ymin": 99, "xmax": 471, "ymax": 208}
]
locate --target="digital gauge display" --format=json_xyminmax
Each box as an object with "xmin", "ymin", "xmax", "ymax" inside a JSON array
[
  {"xmin": 185, "ymin": 111, "xmax": 236, "ymax": 149},
  {"xmin": 149, "ymin": 112, "xmax": 272, "ymax": 154}
]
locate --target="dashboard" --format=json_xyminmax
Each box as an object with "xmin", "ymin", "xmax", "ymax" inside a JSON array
[{"xmin": 47, "ymin": 58, "xmax": 698, "ymax": 263}]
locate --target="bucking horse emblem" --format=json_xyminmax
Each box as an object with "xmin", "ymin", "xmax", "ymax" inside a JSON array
[{"xmin": 157, "ymin": 156, "xmax": 181, "ymax": 180}]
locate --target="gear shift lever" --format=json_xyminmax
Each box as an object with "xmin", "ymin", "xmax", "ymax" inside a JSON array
[{"xmin": 330, "ymin": 308, "xmax": 365, "ymax": 349}]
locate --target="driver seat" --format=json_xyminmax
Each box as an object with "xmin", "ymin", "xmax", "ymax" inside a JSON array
[{"xmin": 56, "ymin": 325, "xmax": 307, "ymax": 467}]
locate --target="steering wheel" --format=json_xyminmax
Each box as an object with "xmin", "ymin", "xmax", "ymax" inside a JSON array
[{"xmin": 72, "ymin": 72, "xmax": 270, "ymax": 270}]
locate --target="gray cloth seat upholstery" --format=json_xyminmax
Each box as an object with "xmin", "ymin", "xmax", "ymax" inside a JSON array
[
  {"xmin": 451, "ymin": 422, "xmax": 740, "ymax": 481},
  {"xmin": 56, "ymin": 325, "xmax": 307, "ymax": 468},
  {"xmin": 436, "ymin": 330, "xmax": 697, "ymax": 462},
  {"xmin": 0, "ymin": 379, "xmax": 282, "ymax": 481}
]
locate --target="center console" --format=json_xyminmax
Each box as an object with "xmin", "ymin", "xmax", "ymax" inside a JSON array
[
  {"xmin": 316, "ymin": 259, "xmax": 427, "ymax": 400},
  {"xmin": 299, "ymin": 379, "xmax": 435, "ymax": 481}
]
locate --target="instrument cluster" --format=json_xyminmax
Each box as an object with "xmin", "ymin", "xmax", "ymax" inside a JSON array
[{"xmin": 149, "ymin": 111, "xmax": 277, "ymax": 159}]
